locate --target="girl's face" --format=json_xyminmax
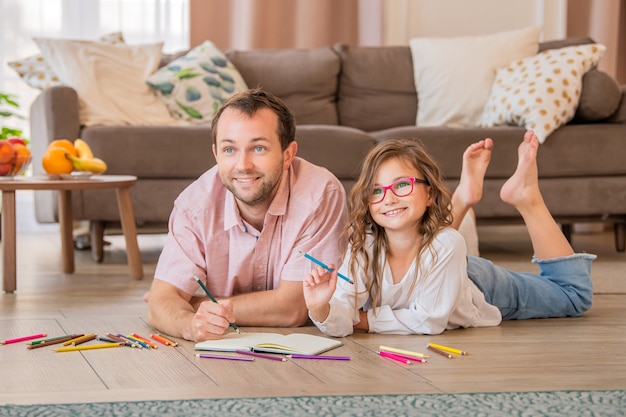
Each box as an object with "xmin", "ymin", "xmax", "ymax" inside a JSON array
[{"xmin": 368, "ymin": 157, "xmax": 432, "ymax": 233}]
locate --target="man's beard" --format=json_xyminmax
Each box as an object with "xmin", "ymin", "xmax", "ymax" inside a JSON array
[{"xmin": 223, "ymin": 164, "xmax": 283, "ymax": 207}]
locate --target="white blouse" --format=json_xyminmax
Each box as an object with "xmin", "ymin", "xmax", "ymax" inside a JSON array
[{"xmin": 311, "ymin": 228, "xmax": 502, "ymax": 337}]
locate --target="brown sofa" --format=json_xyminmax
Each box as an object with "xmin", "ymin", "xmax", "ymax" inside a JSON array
[{"xmin": 30, "ymin": 37, "xmax": 626, "ymax": 260}]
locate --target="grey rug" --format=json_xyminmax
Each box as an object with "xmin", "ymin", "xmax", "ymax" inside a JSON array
[{"xmin": 2, "ymin": 390, "xmax": 624, "ymax": 417}]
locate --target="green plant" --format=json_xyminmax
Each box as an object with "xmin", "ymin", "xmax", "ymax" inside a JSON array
[{"xmin": 0, "ymin": 92, "xmax": 27, "ymax": 142}]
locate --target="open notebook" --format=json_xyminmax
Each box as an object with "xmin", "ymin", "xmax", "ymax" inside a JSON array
[{"xmin": 194, "ymin": 332, "xmax": 343, "ymax": 356}]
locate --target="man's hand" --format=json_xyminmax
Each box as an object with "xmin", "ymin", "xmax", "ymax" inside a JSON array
[{"xmin": 190, "ymin": 298, "xmax": 237, "ymax": 341}]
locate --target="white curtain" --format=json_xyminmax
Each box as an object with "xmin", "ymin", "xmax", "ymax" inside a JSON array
[{"xmin": 0, "ymin": 0, "xmax": 190, "ymax": 136}]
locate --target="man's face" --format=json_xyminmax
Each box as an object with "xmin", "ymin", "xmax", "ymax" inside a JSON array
[{"xmin": 213, "ymin": 107, "xmax": 295, "ymax": 209}]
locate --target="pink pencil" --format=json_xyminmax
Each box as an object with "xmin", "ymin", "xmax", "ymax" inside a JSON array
[
  {"xmin": 288, "ymin": 354, "xmax": 351, "ymax": 360},
  {"xmin": 379, "ymin": 350, "xmax": 412, "ymax": 364},
  {"xmin": 1, "ymin": 333, "xmax": 47, "ymax": 345}
]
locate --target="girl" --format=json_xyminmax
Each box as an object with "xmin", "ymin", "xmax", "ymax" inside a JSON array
[{"xmin": 303, "ymin": 130, "xmax": 595, "ymax": 337}]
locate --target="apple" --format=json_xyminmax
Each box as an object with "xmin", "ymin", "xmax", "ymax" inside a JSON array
[
  {"xmin": 0, "ymin": 162, "xmax": 13, "ymax": 176},
  {"xmin": 7, "ymin": 137, "xmax": 26, "ymax": 147}
]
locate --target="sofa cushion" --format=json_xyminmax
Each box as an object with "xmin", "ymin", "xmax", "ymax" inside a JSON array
[
  {"xmin": 225, "ymin": 47, "xmax": 340, "ymax": 125},
  {"xmin": 333, "ymin": 44, "xmax": 417, "ymax": 132},
  {"xmin": 573, "ymin": 70, "xmax": 621, "ymax": 122},
  {"xmin": 295, "ymin": 125, "xmax": 376, "ymax": 189},
  {"xmin": 371, "ymin": 124, "xmax": 626, "ymax": 179},
  {"xmin": 33, "ymin": 38, "xmax": 175, "ymax": 126},
  {"xmin": 7, "ymin": 32, "xmax": 125, "ymax": 90},
  {"xmin": 80, "ymin": 125, "xmax": 214, "ymax": 178},
  {"xmin": 146, "ymin": 41, "xmax": 248, "ymax": 124},
  {"xmin": 409, "ymin": 26, "xmax": 541, "ymax": 127},
  {"xmin": 479, "ymin": 44, "xmax": 606, "ymax": 143}
]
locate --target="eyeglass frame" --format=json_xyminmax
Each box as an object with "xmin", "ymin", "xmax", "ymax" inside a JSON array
[{"xmin": 368, "ymin": 176, "xmax": 430, "ymax": 204}]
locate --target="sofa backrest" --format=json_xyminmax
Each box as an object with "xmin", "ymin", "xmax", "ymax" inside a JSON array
[
  {"xmin": 225, "ymin": 47, "xmax": 340, "ymax": 126},
  {"xmin": 333, "ymin": 44, "xmax": 417, "ymax": 132}
]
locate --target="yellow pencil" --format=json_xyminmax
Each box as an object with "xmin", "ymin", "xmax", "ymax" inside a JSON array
[
  {"xmin": 53, "ymin": 342, "xmax": 124, "ymax": 352},
  {"xmin": 63, "ymin": 333, "xmax": 96, "ymax": 346},
  {"xmin": 427, "ymin": 343, "xmax": 468, "ymax": 356},
  {"xmin": 379, "ymin": 345, "xmax": 429, "ymax": 359}
]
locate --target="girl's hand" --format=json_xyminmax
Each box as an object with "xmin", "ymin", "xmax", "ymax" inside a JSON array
[{"xmin": 303, "ymin": 265, "xmax": 338, "ymax": 322}]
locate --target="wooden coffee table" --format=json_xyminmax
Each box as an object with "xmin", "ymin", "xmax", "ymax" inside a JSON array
[{"xmin": 0, "ymin": 174, "xmax": 143, "ymax": 293}]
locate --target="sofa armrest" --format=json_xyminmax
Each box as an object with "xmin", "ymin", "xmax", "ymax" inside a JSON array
[
  {"xmin": 30, "ymin": 86, "xmax": 81, "ymax": 175},
  {"xmin": 30, "ymin": 86, "xmax": 81, "ymax": 223}
]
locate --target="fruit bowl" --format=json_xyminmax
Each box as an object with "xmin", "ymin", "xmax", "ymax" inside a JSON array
[{"xmin": 0, "ymin": 139, "xmax": 32, "ymax": 178}]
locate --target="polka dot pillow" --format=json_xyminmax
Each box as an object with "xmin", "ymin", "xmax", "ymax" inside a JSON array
[
  {"xmin": 7, "ymin": 32, "xmax": 125, "ymax": 90},
  {"xmin": 479, "ymin": 44, "xmax": 606, "ymax": 143},
  {"xmin": 146, "ymin": 40, "xmax": 248, "ymax": 124}
]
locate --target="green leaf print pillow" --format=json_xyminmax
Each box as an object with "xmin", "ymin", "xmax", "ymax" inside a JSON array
[{"xmin": 146, "ymin": 40, "xmax": 248, "ymax": 124}]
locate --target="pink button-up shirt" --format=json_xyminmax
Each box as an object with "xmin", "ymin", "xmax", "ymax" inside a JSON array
[{"xmin": 154, "ymin": 157, "xmax": 347, "ymax": 296}]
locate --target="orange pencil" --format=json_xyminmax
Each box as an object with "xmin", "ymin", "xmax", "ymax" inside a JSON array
[{"xmin": 150, "ymin": 334, "xmax": 178, "ymax": 347}]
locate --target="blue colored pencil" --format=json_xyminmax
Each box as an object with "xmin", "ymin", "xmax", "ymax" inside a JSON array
[{"xmin": 299, "ymin": 251, "xmax": 354, "ymax": 284}]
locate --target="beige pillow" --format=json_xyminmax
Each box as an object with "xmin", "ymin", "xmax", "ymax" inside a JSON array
[
  {"xmin": 34, "ymin": 38, "xmax": 177, "ymax": 126},
  {"xmin": 7, "ymin": 32, "xmax": 125, "ymax": 90},
  {"xmin": 479, "ymin": 44, "xmax": 606, "ymax": 143},
  {"xmin": 409, "ymin": 26, "xmax": 541, "ymax": 127}
]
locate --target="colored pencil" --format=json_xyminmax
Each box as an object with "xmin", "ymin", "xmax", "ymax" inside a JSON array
[
  {"xmin": 28, "ymin": 334, "xmax": 77, "ymax": 346},
  {"xmin": 379, "ymin": 350, "xmax": 427, "ymax": 363},
  {"xmin": 427, "ymin": 343, "xmax": 468, "ymax": 356},
  {"xmin": 288, "ymin": 354, "xmax": 351, "ymax": 361},
  {"xmin": 114, "ymin": 334, "xmax": 144, "ymax": 348},
  {"xmin": 193, "ymin": 274, "xmax": 240, "ymax": 334},
  {"xmin": 1, "ymin": 333, "xmax": 48, "ymax": 345},
  {"xmin": 54, "ymin": 342, "xmax": 124, "ymax": 352},
  {"xmin": 427, "ymin": 345, "xmax": 454, "ymax": 359},
  {"xmin": 64, "ymin": 334, "xmax": 96, "ymax": 346},
  {"xmin": 124, "ymin": 335, "xmax": 150, "ymax": 349},
  {"xmin": 131, "ymin": 333, "xmax": 158, "ymax": 349},
  {"xmin": 236, "ymin": 349, "xmax": 286, "ymax": 361},
  {"xmin": 298, "ymin": 251, "xmax": 354, "ymax": 284},
  {"xmin": 150, "ymin": 334, "xmax": 178, "ymax": 347},
  {"xmin": 26, "ymin": 335, "xmax": 78, "ymax": 349},
  {"xmin": 378, "ymin": 350, "xmax": 412, "ymax": 364},
  {"xmin": 195, "ymin": 353, "xmax": 254, "ymax": 362},
  {"xmin": 379, "ymin": 345, "xmax": 429, "ymax": 359},
  {"xmin": 106, "ymin": 333, "xmax": 142, "ymax": 348}
]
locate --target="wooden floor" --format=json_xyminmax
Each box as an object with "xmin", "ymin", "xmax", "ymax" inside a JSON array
[{"xmin": 1, "ymin": 191, "xmax": 625, "ymax": 405}]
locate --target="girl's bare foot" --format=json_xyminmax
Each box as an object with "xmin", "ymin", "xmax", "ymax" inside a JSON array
[
  {"xmin": 500, "ymin": 130, "xmax": 542, "ymax": 209},
  {"xmin": 455, "ymin": 138, "xmax": 493, "ymax": 209}
]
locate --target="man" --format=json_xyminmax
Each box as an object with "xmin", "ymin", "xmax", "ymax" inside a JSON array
[{"xmin": 147, "ymin": 88, "xmax": 347, "ymax": 342}]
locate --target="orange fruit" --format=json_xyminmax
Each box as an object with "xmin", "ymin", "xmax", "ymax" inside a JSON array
[
  {"xmin": 42, "ymin": 146, "xmax": 73, "ymax": 174},
  {"xmin": 0, "ymin": 141, "xmax": 16, "ymax": 164},
  {"xmin": 48, "ymin": 139, "xmax": 78, "ymax": 158},
  {"xmin": 12, "ymin": 143, "xmax": 31, "ymax": 173}
]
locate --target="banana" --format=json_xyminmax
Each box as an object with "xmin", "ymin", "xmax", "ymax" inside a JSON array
[
  {"xmin": 74, "ymin": 138, "xmax": 94, "ymax": 159},
  {"xmin": 65, "ymin": 153, "xmax": 107, "ymax": 174}
]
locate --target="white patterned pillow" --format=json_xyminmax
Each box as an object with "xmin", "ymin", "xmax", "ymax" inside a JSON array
[
  {"xmin": 479, "ymin": 44, "xmax": 606, "ymax": 143},
  {"xmin": 146, "ymin": 40, "xmax": 248, "ymax": 124},
  {"xmin": 7, "ymin": 32, "xmax": 125, "ymax": 90}
]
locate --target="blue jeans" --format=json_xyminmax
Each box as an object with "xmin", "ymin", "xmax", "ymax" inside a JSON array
[{"xmin": 467, "ymin": 253, "xmax": 596, "ymax": 320}]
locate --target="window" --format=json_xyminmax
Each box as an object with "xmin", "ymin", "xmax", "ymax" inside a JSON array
[{"xmin": 0, "ymin": 0, "xmax": 189, "ymax": 137}]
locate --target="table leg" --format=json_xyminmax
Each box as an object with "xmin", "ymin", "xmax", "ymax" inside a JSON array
[
  {"xmin": 115, "ymin": 187, "xmax": 144, "ymax": 279},
  {"xmin": 57, "ymin": 190, "xmax": 74, "ymax": 274},
  {"xmin": 2, "ymin": 190, "xmax": 17, "ymax": 293}
]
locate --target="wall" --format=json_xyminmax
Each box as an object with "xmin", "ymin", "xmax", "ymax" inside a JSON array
[{"xmin": 382, "ymin": 0, "xmax": 566, "ymax": 45}]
